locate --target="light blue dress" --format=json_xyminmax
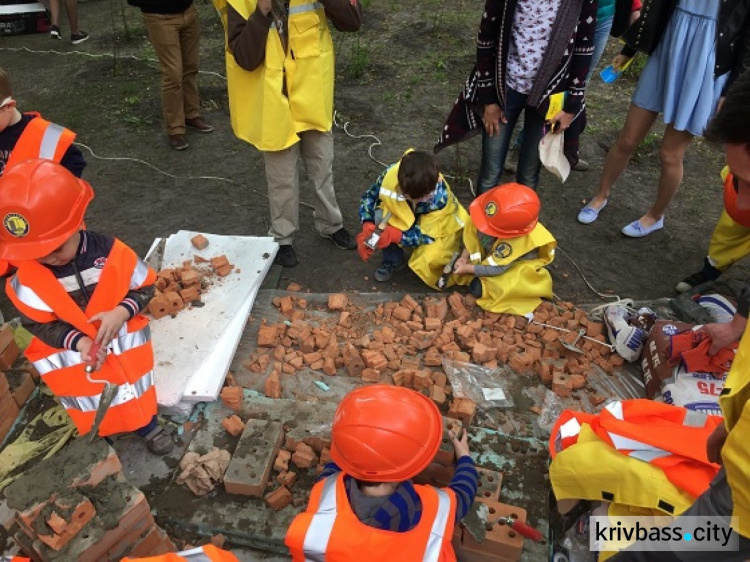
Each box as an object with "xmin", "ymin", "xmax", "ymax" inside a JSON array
[{"xmin": 632, "ymin": 0, "xmax": 729, "ymax": 136}]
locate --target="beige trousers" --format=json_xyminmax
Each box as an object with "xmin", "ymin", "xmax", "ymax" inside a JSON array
[
  {"xmin": 143, "ymin": 5, "xmax": 200, "ymax": 135},
  {"xmin": 263, "ymin": 130, "xmax": 344, "ymax": 245}
]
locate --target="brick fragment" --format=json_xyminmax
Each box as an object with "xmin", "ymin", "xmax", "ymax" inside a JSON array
[
  {"xmin": 277, "ymin": 471, "xmax": 297, "ymax": 488},
  {"xmin": 424, "ymin": 317, "xmax": 442, "ymax": 331},
  {"xmin": 180, "ymin": 269, "xmax": 201, "ymax": 287},
  {"xmin": 361, "ymin": 350, "xmax": 388, "ymax": 370},
  {"xmin": 425, "ymin": 298, "xmax": 448, "ymax": 320},
  {"xmin": 265, "ymin": 486, "xmax": 293, "ymax": 511},
  {"xmin": 401, "ymin": 294, "xmax": 419, "ymax": 310},
  {"xmin": 448, "ymin": 398, "xmax": 476, "ymax": 427},
  {"xmin": 179, "ymin": 285, "xmax": 200, "ymax": 304},
  {"xmin": 448, "ymin": 293, "xmax": 469, "ymax": 319},
  {"xmin": 338, "ymin": 311, "xmax": 352, "ymax": 328},
  {"xmin": 553, "ymin": 372, "xmax": 572, "ymax": 397},
  {"xmin": 328, "ymin": 294, "xmax": 349, "ymax": 311},
  {"xmin": 586, "ymin": 321, "xmax": 604, "ymax": 338},
  {"xmin": 361, "ymin": 368, "xmax": 381, "ymax": 383},
  {"xmin": 220, "ymin": 386, "xmax": 243, "ymax": 411},
  {"xmin": 413, "ymin": 370, "xmax": 433, "ymax": 391},
  {"xmin": 6, "ymin": 371, "xmax": 35, "ymax": 408},
  {"xmin": 216, "ymin": 264, "xmax": 233, "ymax": 277},
  {"xmin": 210, "ymin": 254, "xmax": 230, "ymax": 270},
  {"xmin": 424, "ymin": 348, "xmax": 443, "ymax": 367},
  {"xmin": 264, "ymin": 371, "xmax": 282, "ymax": 399},
  {"xmin": 221, "ymin": 415, "xmax": 245, "ymax": 436},
  {"xmin": 257, "ymin": 324, "xmax": 278, "ymax": 347},
  {"xmin": 292, "ymin": 443, "xmax": 319, "ymax": 469},
  {"xmin": 286, "ymin": 282, "xmax": 302, "ymax": 292},
  {"xmin": 274, "ymin": 450, "xmax": 291, "ymax": 472},
  {"xmin": 392, "ymin": 306, "xmax": 412, "ymax": 322},
  {"xmin": 148, "ymin": 296, "xmax": 171, "ymax": 320},
  {"xmin": 430, "ymin": 385, "xmax": 446, "ymax": 405},
  {"xmin": 278, "ymin": 296, "xmax": 294, "ymax": 314},
  {"xmin": 191, "ymin": 234, "xmax": 209, "ymax": 250}
]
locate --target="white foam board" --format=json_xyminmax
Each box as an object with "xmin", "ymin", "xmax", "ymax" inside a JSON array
[{"xmin": 145, "ymin": 231, "xmax": 278, "ymax": 408}]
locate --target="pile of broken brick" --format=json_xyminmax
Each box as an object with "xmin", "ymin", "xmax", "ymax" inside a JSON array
[
  {"xmin": 0, "ymin": 324, "xmax": 40, "ymax": 443},
  {"xmin": 243, "ymin": 288, "xmax": 623, "ymax": 417},
  {"xmin": 148, "ymin": 234, "xmax": 238, "ymax": 319},
  {"xmin": 4, "ymin": 438, "xmax": 175, "ymax": 561}
]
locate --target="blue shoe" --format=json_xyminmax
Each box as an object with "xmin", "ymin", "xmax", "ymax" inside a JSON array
[
  {"xmin": 577, "ymin": 199, "xmax": 607, "ymax": 224},
  {"xmin": 374, "ymin": 260, "xmax": 406, "ymax": 282},
  {"xmin": 621, "ymin": 217, "xmax": 664, "ymax": 238}
]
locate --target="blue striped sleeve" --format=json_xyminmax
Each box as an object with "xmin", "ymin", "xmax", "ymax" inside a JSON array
[
  {"xmin": 359, "ymin": 170, "xmax": 387, "ymax": 224},
  {"xmin": 449, "ymin": 455, "xmax": 479, "ymax": 522},
  {"xmin": 317, "ymin": 461, "xmax": 341, "ymax": 482}
]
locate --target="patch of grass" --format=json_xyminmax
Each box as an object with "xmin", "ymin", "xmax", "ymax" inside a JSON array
[
  {"xmin": 624, "ymin": 54, "xmax": 647, "ymax": 80},
  {"xmin": 345, "ymin": 37, "xmax": 370, "ymax": 79},
  {"xmin": 632, "ymin": 132, "xmax": 661, "ymax": 161}
]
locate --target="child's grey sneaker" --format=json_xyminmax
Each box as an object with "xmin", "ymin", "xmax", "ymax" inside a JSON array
[{"xmin": 374, "ymin": 260, "xmax": 406, "ymax": 282}]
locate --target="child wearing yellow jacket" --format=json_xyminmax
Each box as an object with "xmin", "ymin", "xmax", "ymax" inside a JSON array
[
  {"xmin": 452, "ymin": 183, "xmax": 556, "ymax": 316},
  {"xmin": 357, "ymin": 150, "xmax": 468, "ymax": 289}
]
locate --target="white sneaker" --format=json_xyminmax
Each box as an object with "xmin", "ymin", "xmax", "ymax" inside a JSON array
[{"xmin": 603, "ymin": 305, "xmax": 647, "ymax": 363}]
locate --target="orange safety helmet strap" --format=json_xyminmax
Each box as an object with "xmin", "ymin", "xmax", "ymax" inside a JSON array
[
  {"xmin": 5, "ymin": 114, "xmax": 76, "ymax": 172},
  {"xmin": 723, "ymin": 171, "xmax": 750, "ymax": 228}
]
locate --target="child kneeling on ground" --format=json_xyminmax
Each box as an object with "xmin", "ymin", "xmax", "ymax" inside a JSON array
[
  {"xmin": 0, "ymin": 159, "xmax": 173, "ymax": 455},
  {"xmin": 357, "ymin": 149, "xmax": 469, "ymax": 288},
  {"xmin": 286, "ymin": 385, "xmax": 478, "ymax": 560},
  {"xmin": 452, "ymin": 183, "xmax": 556, "ymax": 316}
]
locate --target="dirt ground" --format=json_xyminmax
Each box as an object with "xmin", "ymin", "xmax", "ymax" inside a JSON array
[{"xmin": 2, "ymin": 0, "xmax": 748, "ymax": 315}]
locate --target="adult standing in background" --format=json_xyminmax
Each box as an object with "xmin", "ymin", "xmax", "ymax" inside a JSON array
[
  {"xmin": 129, "ymin": 0, "xmax": 214, "ymax": 150},
  {"xmin": 49, "ymin": 0, "xmax": 89, "ymax": 44},
  {"xmin": 577, "ymin": 0, "xmax": 750, "ymax": 237},
  {"xmin": 435, "ymin": 0, "xmax": 597, "ymax": 194},
  {"xmin": 220, "ymin": 0, "xmax": 360, "ymax": 268}
]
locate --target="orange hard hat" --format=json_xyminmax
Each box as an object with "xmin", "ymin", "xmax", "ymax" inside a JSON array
[
  {"xmin": 330, "ymin": 385, "xmax": 443, "ymax": 482},
  {"xmin": 470, "ymin": 183, "xmax": 540, "ymax": 238},
  {"xmin": 0, "ymin": 159, "xmax": 93, "ymax": 261}
]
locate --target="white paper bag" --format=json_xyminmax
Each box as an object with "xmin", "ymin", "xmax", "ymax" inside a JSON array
[{"xmin": 539, "ymin": 131, "xmax": 570, "ymax": 183}]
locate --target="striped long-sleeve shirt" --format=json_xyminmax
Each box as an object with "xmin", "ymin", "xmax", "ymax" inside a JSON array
[
  {"xmin": 358, "ymin": 167, "xmax": 449, "ymax": 248},
  {"xmin": 318, "ymin": 455, "xmax": 479, "ymax": 532}
]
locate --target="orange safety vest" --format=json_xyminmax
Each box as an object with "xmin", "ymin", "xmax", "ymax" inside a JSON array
[
  {"xmin": 121, "ymin": 545, "xmax": 239, "ymax": 561},
  {"xmin": 1, "ymin": 557, "xmax": 32, "ymax": 561},
  {"xmin": 286, "ymin": 473, "xmax": 457, "ymax": 562},
  {"xmin": 4, "ymin": 113, "xmax": 76, "ymax": 173},
  {"xmin": 550, "ymin": 400, "xmax": 722, "ymax": 498},
  {"xmin": 6, "ymin": 240, "xmax": 158, "ymax": 437}
]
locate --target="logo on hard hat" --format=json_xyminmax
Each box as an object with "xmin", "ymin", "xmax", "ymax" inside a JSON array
[
  {"xmin": 494, "ymin": 242, "xmax": 512, "ymax": 259},
  {"xmin": 94, "ymin": 257, "xmax": 107, "ymax": 269},
  {"xmin": 3, "ymin": 213, "xmax": 29, "ymax": 238},
  {"xmin": 485, "ymin": 201, "xmax": 498, "ymax": 217}
]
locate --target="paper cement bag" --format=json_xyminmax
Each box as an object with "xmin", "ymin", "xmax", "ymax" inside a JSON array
[{"xmin": 539, "ymin": 131, "xmax": 570, "ymax": 183}]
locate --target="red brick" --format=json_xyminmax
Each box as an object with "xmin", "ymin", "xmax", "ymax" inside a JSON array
[
  {"xmin": 392, "ymin": 306, "xmax": 412, "ymax": 322},
  {"xmin": 148, "ymin": 296, "xmax": 171, "ymax": 319},
  {"xmin": 278, "ymin": 296, "xmax": 294, "ymax": 315},
  {"xmin": 476, "ymin": 467, "xmax": 503, "ymax": 501},
  {"xmin": 265, "ymin": 486, "xmax": 293, "ymax": 511},
  {"xmin": 338, "ymin": 311, "xmax": 352, "ymax": 328},
  {"xmin": 180, "ymin": 269, "xmax": 201, "ymax": 287},
  {"xmin": 221, "ymin": 415, "xmax": 245, "ymax": 436},
  {"xmin": 257, "ymin": 324, "xmax": 278, "ymax": 347},
  {"xmin": 448, "ymin": 398, "xmax": 476, "ymax": 427},
  {"xmin": 361, "ymin": 350, "xmax": 388, "ymax": 370},
  {"xmin": 509, "ymin": 352, "xmax": 534, "ymax": 373},
  {"xmin": 264, "ymin": 371, "xmax": 282, "ymax": 399},
  {"xmin": 210, "ymin": 254, "xmax": 230, "ymax": 270},
  {"xmin": 570, "ymin": 374, "xmax": 586, "ymax": 389},
  {"xmin": 452, "ymin": 499, "xmax": 528, "ymax": 561},
  {"xmin": 552, "ymin": 372, "xmax": 572, "ymax": 397},
  {"xmin": 424, "ymin": 317, "xmax": 442, "ymax": 332},
  {"xmin": 328, "ymin": 294, "xmax": 349, "ymax": 311},
  {"xmin": 410, "ymin": 331, "xmax": 437, "ymax": 350},
  {"xmin": 292, "ymin": 443, "xmax": 318, "ymax": 469},
  {"xmin": 274, "ymin": 450, "xmax": 291, "ymax": 472},
  {"xmin": 448, "ymin": 293, "xmax": 469, "ymax": 319},
  {"xmin": 472, "ymin": 343, "xmax": 496, "ymax": 364},
  {"xmin": 425, "ymin": 298, "xmax": 449, "ymax": 320},
  {"xmin": 220, "ymin": 386, "xmax": 243, "ymax": 411},
  {"xmin": 179, "ymin": 285, "xmax": 200, "ymax": 304},
  {"xmin": 6, "ymin": 371, "xmax": 35, "ymax": 408},
  {"xmin": 423, "ymin": 348, "xmax": 443, "ymax": 367},
  {"xmin": 191, "ymin": 234, "xmax": 209, "ymax": 250},
  {"xmin": 286, "ymin": 282, "xmax": 302, "ymax": 292},
  {"xmin": 323, "ymin": 357, "xmax": 337, "ymax": 376},
  {"xmin": 277, "ymin": 471, "xmax": 297, "ymax": 488},
  {"xmin": 216, "ymin": 264, "xmax": 233, "ymax": 277},
  {"xmin": 430, "ymin": 385, "xmax": 446, "ymax": 405},
  {"xmin": 586, "ymin": 321, "xmax": 604, "ymax": 338},
  {"xmin": 315, "ymin": 331, "xmax": 331, "ymax": 349},
  {"xmin": 413, "ymin": 370, "xmax": 433, "ymax": 391},
  {"xmin": 38, "ymin": 496, "xmax": 96, "ymax": 550},
  {"xmin": 303, "ymin": 352, "xmax": 323, "ymax": 365},
  {"xmin": 400, "ymin": 294, "xmax": 419, "ymax": 310},
  {"xmin": 361, "ymin": 368, "xmax": 381, "ymax": 383}
]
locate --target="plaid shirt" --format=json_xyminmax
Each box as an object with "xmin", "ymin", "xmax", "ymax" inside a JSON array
[{"xmin": 358, "ymin": 167, "xmax": 449, "ymax": 248}]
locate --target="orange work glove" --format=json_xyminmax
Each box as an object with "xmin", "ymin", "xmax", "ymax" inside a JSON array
[
  {"xmin": 375, "ymin": 225, "xmax": 403, "ymax": 248},
  {"xmin": 356, "ymin": 222, "xmax": 377, "ymax": 262}
]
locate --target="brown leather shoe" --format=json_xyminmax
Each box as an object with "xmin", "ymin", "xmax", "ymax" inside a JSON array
[
  {"xmin": 185, "ymin": 117, "xmax": 214, "ymax": 133},
  {"xmin": 169, "ymin": 134, "xmax": 189, "ymax": 151}
]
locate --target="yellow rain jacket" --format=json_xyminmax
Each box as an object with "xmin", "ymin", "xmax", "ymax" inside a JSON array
[
  {"xmin": 377, "ymin": 159, "xmax": 469, "ymax": 290},
  {"xmin": 217, "ymin": 0, "xmax": 335, "ymax": 151},
  {"xmin": 454, "ymin": 222, "xmax": 555, "ymax": 315}
]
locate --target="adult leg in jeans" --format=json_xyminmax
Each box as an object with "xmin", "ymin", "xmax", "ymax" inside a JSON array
[
  {"xmin": 476, "ymin": 89, "xmax": 527, "ymax": 196},
  {"xmin": 516, "ymin": 103, "xmax": 547, "ymax": 189},
  {"xmin": 586, "ymin": 104, "xmax": 659, "ymax": 211},
  {"xmin": 609, "ymin": 469, "xmax": 750, "ymax": 561}
]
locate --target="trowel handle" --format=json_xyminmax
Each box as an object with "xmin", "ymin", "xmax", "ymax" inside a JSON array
[
  {"xmin": 377, "ymin": 211, "xmax": 392, "ymax": 230},
  {"xmin": 85, "ymin": 342, "xmax": 102, "ymax": 374},
  {"xmin": 507, "ymin": 518, "xmax": 545, "ymax": 543}
]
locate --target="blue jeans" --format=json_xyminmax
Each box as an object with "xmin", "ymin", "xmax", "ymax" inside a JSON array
[
  {"xmin": 382, "ymin": 243, "xmax": 405, "ymax": 266},
  {"xmin": 135, "ymin": 415, "xmax": 159, "ymax": 437},
  {"xmin": 589, "ymin": 15, "xmax": 614, "ymax": 83},
  {"xmin": 478, "ymin": 88, "xmax": 546, "ymax": 194}
]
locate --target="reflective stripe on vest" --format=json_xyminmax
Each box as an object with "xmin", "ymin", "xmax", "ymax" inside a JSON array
[
  {"xmin": 58, "ymin": 370, "xmax": 153, "ymax": 412},
  {"xmin": 9, "ymin": 275, "xmax": 54, "ymax": 312},
  {"xmin": 39, "ymin": 123, "xmax": 66, "ymax": 160},
  {"xmin": 424, "ymin": 489, "xmax": 451, "ymax": 562},
  {"xmin": 122, "ymin": 544, "xmax": 240, "ymax": 561},
  {"xmin": 289, "ymin": 1, "xmax": 322, "ymax": 13},
  {"xmin": 299, "ymin": 475, "xmax": 453, "ymax": 562},
  {"xmin": 469, "ymin": 252, "xmax": 481, "ymax": 261},
  {"xmin": 379, "ymin": 187, "xmax": 407, "ymax": 202},
  {"xmin": 131, "ymin": 259, "xmax": 151, "ymax": 289},
  {"xmin": 302, "ymin": 475, "xmax": 338, "ymax": 560}
]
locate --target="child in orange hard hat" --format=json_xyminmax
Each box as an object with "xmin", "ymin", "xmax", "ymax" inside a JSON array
[
  {"xmin": 285, "ymin": 385, "xmax": 478, "ymax": 561},
  {"xmin": 0, "ymin": 68, "xmax": 85, "ymax": 178},
  {"xmin": 0, "ymin": 159, "xmax": 172, "ymax": 455},
  {"xmin": 452, "ymin": 183, "xmax": 557, "ymax": 317},
  {"xmin": 357, "ymin": 149, "xmax": 469, "ymax": 288}
]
